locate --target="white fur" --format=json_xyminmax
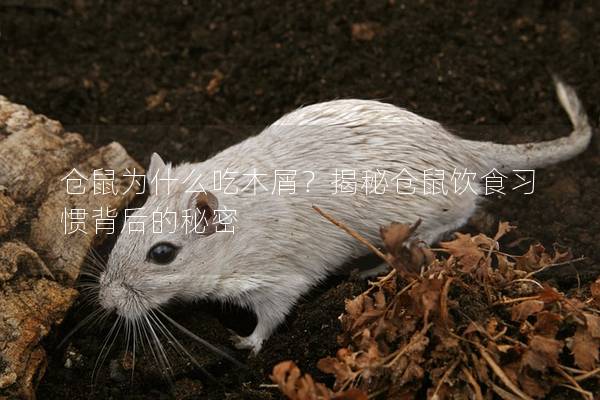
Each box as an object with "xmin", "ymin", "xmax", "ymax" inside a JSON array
[{"xmin": 99, "ymin": 78, "xmax": 591, "ymax": 353}]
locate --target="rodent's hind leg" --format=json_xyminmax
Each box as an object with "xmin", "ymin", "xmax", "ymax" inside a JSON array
[
  {"xmin": 230, "ymin": 331, "xmax": 263, "ymax": 353},
  {"xmin": 230, "ymin": 291, "xmax": 296, "ymax": 354}
]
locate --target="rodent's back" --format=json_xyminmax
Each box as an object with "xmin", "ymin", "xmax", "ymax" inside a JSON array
[
  {"xmin": 193, "ymin": 99, "xmax": 485, "ymax": 264},
  {"xmin": 190, "ymin": 79, "xmax": 590, "ymax": 269},
  {"xmin": 207, "ymin": 99, "xmax": 486, "ymax": 176}
]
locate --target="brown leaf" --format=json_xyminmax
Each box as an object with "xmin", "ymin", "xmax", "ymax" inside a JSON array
[
  {"xmin": 351, "ymin": 308, "xmax": 383, "ymax": 332},
  {"xmin": 273, "ymin": 360, "xmax": 368, "ymax": 400},
  {"xmin": 584, "ymin": 313, "xmax": 600, "ymax": 338},
  {"xmin": 440, "ymin": 233, "xmax": 485, "ymax": 271},
  {"xmin": 271, "ymin": 361, "xmax": 303, "ymax": 399},
  {"xmin": 521, "ymin": 335, "xmax": 562, "ymax": 372},
  {"xmin": 399, "ymin": 360, "xmax": 424, "ymax": 386},
  {"xmin": 345, "ymin": 295, "xmax": 365, "ymax": 319},
  {"xmin": 317, "ymin": 356, "xmax": 353, "ymax": 386},
  {"xmin": 408, "ymin": 278, "xmax": 443, "ymax": 321},
  {"xmin": 493, "ymin": 221, "xmax": 515, "ymax": 241},
  {"xmin": 380, "ymin": 220, "xmax": 427, "ymax": 273},
  {"xmin": 511, "ymin": 300, "xmax": 544, "ymax": 321},
  {"xmin": 515, "ymin": 243, "xmax": 545, "ymax": 270},
  {"xmin": 571, "ymin": 327, "xmax": 599, "ymax": 370},
  {"xmin": 591, "ymin": 278, "xmax": 600, "ymax": 306},
  {"xmin": 537, "ymin": 285, "xmax": 563, "ymax": 304},
  {"xmin": 496, "ymin": 253, "xmax": 516, "ymax": 273},
  {"xmin": 518, "ymin": 371, "xmax": 551, "ymax": 398},
  {"xmin": 381, "ymin": 222, "xmax": 414, "ymax": 253},
  {"xmin": 533, "ymin": 311, "xmax": 562, "ymax": 337}
]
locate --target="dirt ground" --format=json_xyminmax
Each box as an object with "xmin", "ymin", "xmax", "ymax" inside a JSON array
[{"xmin": 0, "ymin": 0, "xmax": 599, "ymax": 399}]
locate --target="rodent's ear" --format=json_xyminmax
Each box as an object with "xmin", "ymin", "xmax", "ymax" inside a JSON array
[
  {"xmin": 194, "ymin": 191, "xmax": 220, "ymax": 235},
  {"xmin": 147, "ymin": 153, "xmax": 166, "ymax": 195}
]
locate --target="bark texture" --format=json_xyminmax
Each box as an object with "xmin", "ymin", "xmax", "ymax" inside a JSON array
[{"xmin": 0, "ymin": 95, "xmax": 142, "ymax": 399}]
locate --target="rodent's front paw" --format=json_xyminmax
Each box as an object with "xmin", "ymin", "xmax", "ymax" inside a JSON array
[{"xmin": 229, "ymin": 332, "xmax": 263, "ymax": 354}]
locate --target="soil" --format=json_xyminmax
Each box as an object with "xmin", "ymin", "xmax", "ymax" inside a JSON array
[{"xmin": 0, "ymin": 0, "xmax": 599, "ymax": 399}]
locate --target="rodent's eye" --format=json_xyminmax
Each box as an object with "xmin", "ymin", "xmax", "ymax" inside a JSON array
[{"xmin": 147, "ymin": 242, "xmax": 178, "ymax": 264}]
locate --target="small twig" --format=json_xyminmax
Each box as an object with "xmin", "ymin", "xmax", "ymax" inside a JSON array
[
  {"xmin": 491, "ymin": 383, "xmax": 525, "ymax": 400},
  {"xmin": 491, "ymin": 295, "xmax": 540, "ymax": 306},
  {"xmin": 559, "ymin": 384, "xmax": 594, "ymax": 400},
  {"xmin": 440, "ymin": 277, "xmax": 454, "ymax": 325},
  {"xmin": 367, "ymin": 386, "xmax": 389, "ymax": 399},
  {"xmin": 431, "ymin": 359, "xmax": 460, "ymax": 398},
  {"xmin": 447, "ymin": 330, "xmax": 480, "ymax": 348},
  {"xmin": 461, "ymin": 365, "xmax": 484, "ymax": 400},
  {"xmin": 383, "ymin": 323, "xmax": 432, "ymax": 367},
  {"xmin": 560, "ymin": 364, "xmax": 587, "ymax": 374},
  {"xmin": 313, "ymin": 205, "xmax": 389, "ymax": 263},
  {"xmin": 556, "ymin": 366, "xmax": 593, "ymax": 400},
  {"xmin": 491, "ymin": 326, "xmax": 508, "ymax": 341},
  {"xmin": 478, "ymin": 347, "xmax": 533, "ymax": 400},
  {"xmin": 524, "ymin": 256, "xmax": 586, "ymax": 279},
  {"xmin": 575, "ymin": 367, "xmax": 600, "ymax": 382},
  {"xmin": 380, "ymin": 276, "xmax": 416, "ymax": 296},
  {"xmin": 366, "ymin": 268, "xmax": 398, "ymax": 293},
  {"xmin": 504, "ymin": 278, "xmax": 544, "ymax": 290}
]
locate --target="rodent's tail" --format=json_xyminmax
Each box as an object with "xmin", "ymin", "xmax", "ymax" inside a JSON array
[{"xmin": 476, "ymin": 77, "xmax": 592, "ymax": 173}]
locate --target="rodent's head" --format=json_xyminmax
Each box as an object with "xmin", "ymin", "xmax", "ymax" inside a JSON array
[{"xmin": 98, "ymin": 153, "xmax": 230, "ymax": 320}]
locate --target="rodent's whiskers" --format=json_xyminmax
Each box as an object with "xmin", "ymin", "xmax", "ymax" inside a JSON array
[
  {"xmin": 91, "ymin": 315, "xmax": 123, "ymax": 385},
  {"xmin": 156, "ymin": 309, "xmax": 246, "ymax": 369},
  {"xmin": 147, "ymin": 309, "xmax": 215, "ymax": 379},
  {"xmin": 58, "ymin": 250, "xmax": 109, "ymax": 349},
  {"xmin": 68, "ymin": 247, "xmax": 245, "ymax": 387},
  {"xmin": 57, "ymin": 307, "xmax": 106, "ymax": 349},
  {"xmin": 144, "ymin": 313, "xmax": 174, "ymax": 377},
  {"xmin": 84, "ymin": 247, "xmax": 106, "ymax": 276}
]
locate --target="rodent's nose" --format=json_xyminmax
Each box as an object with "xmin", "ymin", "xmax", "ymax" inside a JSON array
[{"xmin": 99, "ymin": 281, "xmax": 127, "ymax": 313}]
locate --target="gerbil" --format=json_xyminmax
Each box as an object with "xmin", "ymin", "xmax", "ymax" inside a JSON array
[{"xmin": 99, "ymin": 78, "xmax": 591, "ymax": 354}]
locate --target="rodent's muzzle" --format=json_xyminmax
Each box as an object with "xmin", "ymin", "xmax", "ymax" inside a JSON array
[{"xmin": 98, "ymin": 280, "xmax": 132, "ymax": 316}]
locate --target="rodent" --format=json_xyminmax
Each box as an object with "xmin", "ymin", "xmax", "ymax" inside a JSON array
[{"xmin": 98, "ymin": 77, "xmax": 591, "ymax": 354}]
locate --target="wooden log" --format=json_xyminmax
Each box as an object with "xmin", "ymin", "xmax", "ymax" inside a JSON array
[{"xmin": 0, "ymin": 95, "xmax": 143, "ymax": 399}]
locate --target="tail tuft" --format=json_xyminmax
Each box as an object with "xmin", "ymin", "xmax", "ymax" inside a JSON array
[
  {"xmin": 474, "ymin": 77, "xmax": 592, "ymax": 173},
  {"xmin": 552, "ymin": 75, "xmax": 590, "ymax": 132}
]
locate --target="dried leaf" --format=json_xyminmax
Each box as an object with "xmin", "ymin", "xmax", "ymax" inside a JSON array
[
  {"xmin": 537, "ymin": 286, "xmax": 563, "ymax": 304},
  {"xmin": 519, "ymin": 371, "xmax": 550, "ymax": 398},
  {"xmin": 571, "ymin": 327, "xmax": 599, "ymax": 370},
  {"xmin": 515, "ymin": 243, "xmax": 545, "ymax": 270},
  {"xmin": 301, "ymin": 217, "xmax": 598, "ymax": 400},
  {"xmin": 584, "ymin": 313, "xmax": 600, "ymax": 338},
  {"xmin": 381, "ymin": 222, "xmax": 414, "ymax": 253},
  {"xmin": 511, "ymin": 300, "xmax": 544, "ymax": 321},
  {"xmin": 272, "ymin": 361, "xmax": 368, "ymax": 400},
  {"xmin": 440, "ymin": 233, "xmax": 485, "ymax": 271},
  {"xmin": 493, "ymin": 221, "xmax": 515, "ymax": 241},
  {"xmin": 317, "ymin": 356, "xmax": 353, "ymax": 386},
  {"xmin": 521, "ymin": 335, "xmax": 562, "ymax": 372},
  {"xmin": 533, "ymin": 311, "xmax": 562, "ymax": 337},
  {"xmin": 380, "ymin": 220, "xmax": 426, "ymax": 273},
  {"xmin": 591, "ymin": 278, "xmax": 600, "ymax": 306}
]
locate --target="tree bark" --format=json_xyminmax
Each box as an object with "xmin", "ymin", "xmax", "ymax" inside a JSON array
[{"xmin": 0, "ymin": 95, "xmax": 142, "ymax": 399}]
